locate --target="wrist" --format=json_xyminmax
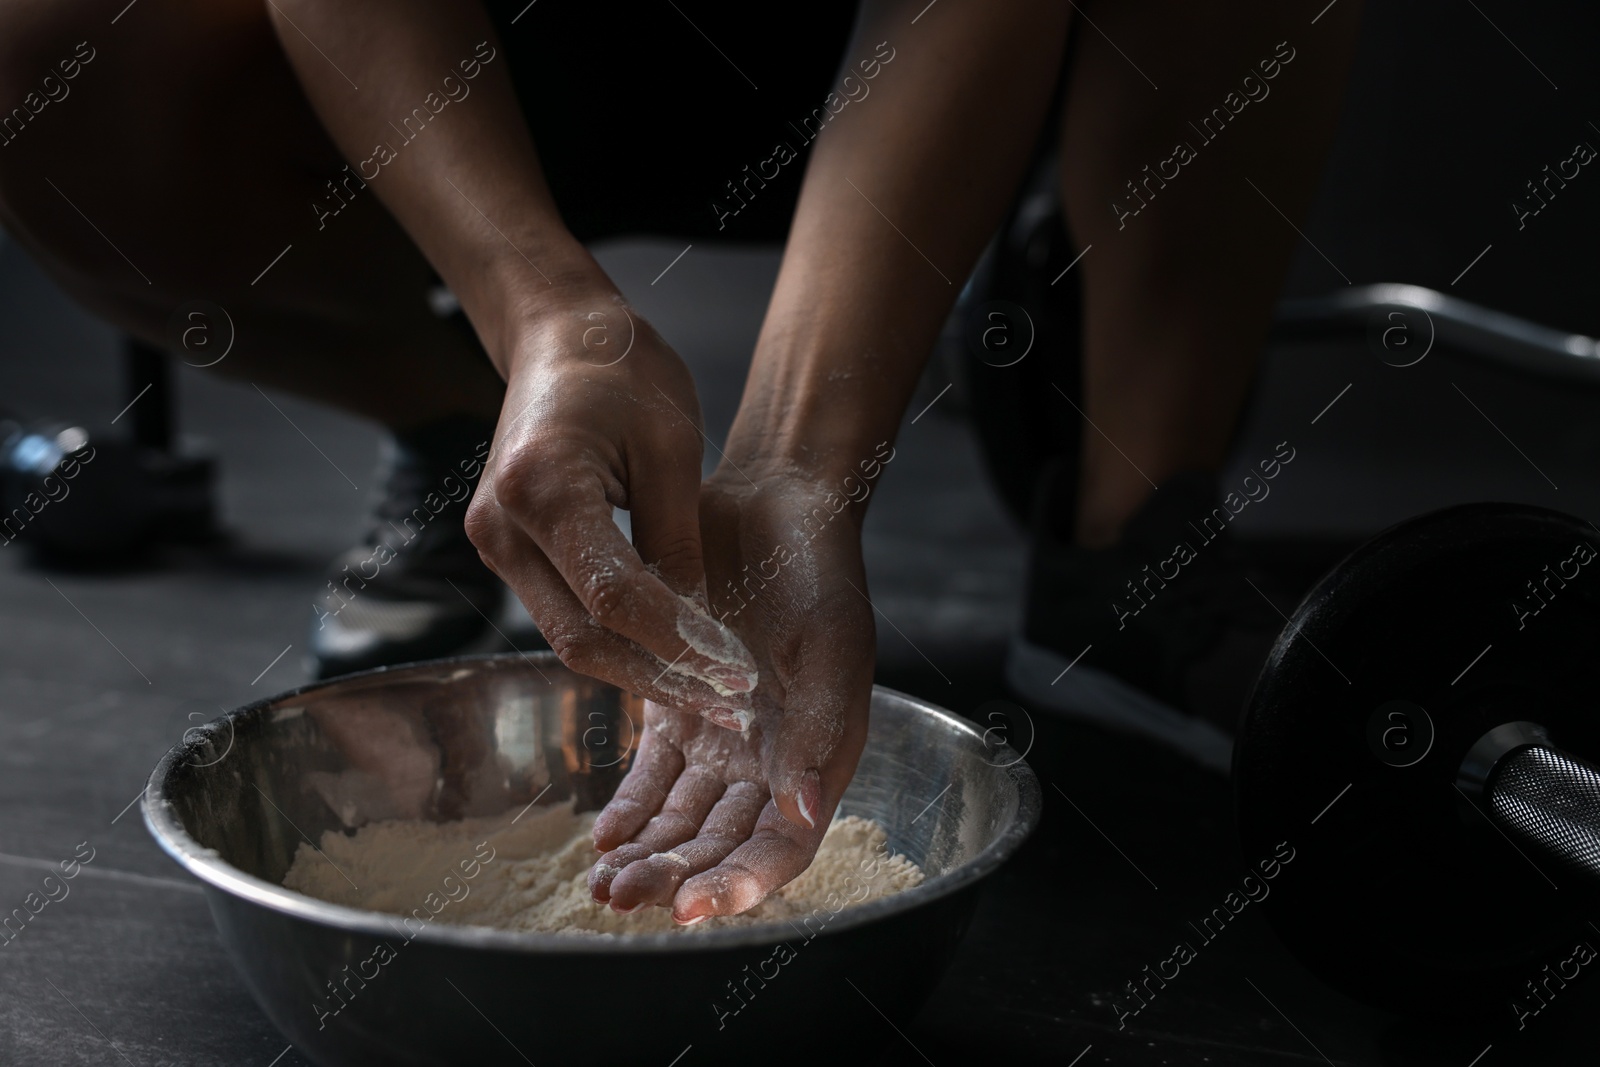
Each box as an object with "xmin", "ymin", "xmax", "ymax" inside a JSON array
[
  {"xmin": 719, "ymin": 388, "xmax": 901, "ymax": 526},
  {"xmin": 708, "ymin": 436, "xmax": 898, "ymax": 534},
  {"xmin": 457, "ymin": 240, "xmax": 620, "ymax": 377},
  {"xmin": 723, "ymin": 345, "xmax": 914, "ymax": 487}
]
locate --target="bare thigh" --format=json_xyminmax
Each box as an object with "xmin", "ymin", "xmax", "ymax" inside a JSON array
[{"xmin": 0, "ymin": 0, "xmax": 502, "ymax": 427}]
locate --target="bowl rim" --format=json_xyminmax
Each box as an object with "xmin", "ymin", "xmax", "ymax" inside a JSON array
[{"xmin": 142, "ymin": 652, "xmax": 1041, "ymax": 954}]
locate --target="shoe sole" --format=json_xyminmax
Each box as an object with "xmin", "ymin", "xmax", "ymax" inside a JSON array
[
  {"xmin": 309, "ymin": 615, "xmax": 515, "ymax": 681},
  {"xmin": 1005, "ymin": 637, "xmax": 1233, "ymax": 775}
]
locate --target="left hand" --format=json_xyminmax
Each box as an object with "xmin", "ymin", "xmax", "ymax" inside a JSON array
[
  {"xmin": 587, "ymin": 461, "xmax": 880, "ymax": 921},
  {"xmin": 464, "ymin": 287, "xmax": 762, "ymax": 727}
]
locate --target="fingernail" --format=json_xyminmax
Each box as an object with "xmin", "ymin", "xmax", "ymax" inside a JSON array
[
  {"xmin": 706, "ymin": 666, "xmax": 756, "ymax": 693},
  {"xmin": 676, "ymin": 601, "xmax": 760, "ymax": 674},
  {"xmin": 796, "ymin": 768, "xmax": 821, "ymax": 829},
  {"xmin": 705, "ymin": 707, "xmax": 740, "ymax": 730},
  {"xmin": 611, "ymin": 901, "xmax": 646, "ymax": 915},
  {"xmin": 674, "ymin": 913, "xmax": 709, "ymax": 926},
  {"xmin": 706, "ymin": 707, "xmax": 752, "ymax": 733}
]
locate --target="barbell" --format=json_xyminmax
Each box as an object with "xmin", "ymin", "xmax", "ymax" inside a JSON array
[{"xmin": 1236, "ymin": 502, "xmax": 1600, "ymax": 1013}]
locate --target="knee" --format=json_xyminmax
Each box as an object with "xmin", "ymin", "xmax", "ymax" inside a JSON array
[
  {"xmin": 0, "ymin": 3, "xmax": 101, "ymax": 127},
  {"xmin": 0, "ymin": 2, "xmax": 269, "ymax": 286},
  {"xmin": 0, "ymin": 0, "xmax": 263, "ymax": 165},
  {"xmin": 0, "ymin": 10, "xmax": 102, "ymax": 240}
]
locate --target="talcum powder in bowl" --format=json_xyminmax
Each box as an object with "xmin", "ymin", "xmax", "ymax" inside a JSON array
[
  {"xmin": 284, "ymin": 802, "xmax": 922, "ymax": 936},
  {"xmin": 143, "ymin": 653, "xmax": 1039, "ymax": 1067}
]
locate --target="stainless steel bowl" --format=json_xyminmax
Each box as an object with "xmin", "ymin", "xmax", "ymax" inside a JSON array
[{"xmin": 143, "ymin": 653, "xmax": 1038, "ymax": 1067}]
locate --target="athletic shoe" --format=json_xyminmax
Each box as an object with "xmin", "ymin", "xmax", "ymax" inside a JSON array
[
  {"xmin": 308, "ymin": 414, "xmax": 506, "ymax": 679},
  {"xmin": 955, "ymin": 156, "xmax": 1085, "ymax": 528},
  {"xmin": 1005, "ymin": 466, "xmax": 1286, "ymax": 773}
]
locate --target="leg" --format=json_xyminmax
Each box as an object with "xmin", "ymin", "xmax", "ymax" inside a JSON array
[
  {"xmin": 0, "ymin": 0, "xmax": 509, "ymax": 671},
  {"xmin": 0, "ymin": 0, "xmax": 502, "ymax": 429},
  {"xmin": 1002, "ymin": 2, "xmax": 1365, "ymax": 759},
  {"xmin": 1059, "ymin": 0, "xmax": 1363, "ymax": 546}
]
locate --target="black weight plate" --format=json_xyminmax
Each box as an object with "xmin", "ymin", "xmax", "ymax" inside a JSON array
[{"xmin": 1235, "ymin": 503, "xmax": 1600, "ymax": 1014}]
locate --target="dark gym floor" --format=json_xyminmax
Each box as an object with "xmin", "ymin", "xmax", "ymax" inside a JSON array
[{"xmin": 5, "ymin": 1, "xmax": 1600, "ymax": 1064}]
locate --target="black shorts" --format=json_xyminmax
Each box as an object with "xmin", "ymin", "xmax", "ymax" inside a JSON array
[{"xmin": 485, "ymin": 1, "xmax": 861, "ymax": 244}]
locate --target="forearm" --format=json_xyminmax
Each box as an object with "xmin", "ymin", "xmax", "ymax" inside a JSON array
[
  {"xmin": 726, "ymin": 0, "xmax": 1068, "ymax": 479},
  {"xmin": 265, "ymin": 0, "xmax": 606, "ymax": 372}
]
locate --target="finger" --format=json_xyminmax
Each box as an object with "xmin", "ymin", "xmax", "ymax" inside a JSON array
[
  {"xmin": 606, "ymin": 780, "xmax": 766, "ymax": 915},
  {"xmin": 587, "ymin": 841, "xmax": 658, "ymax": 905},
  {"xmin": 493, "ymin": 457, "xmax": 759, "ymax": 698},
  {"xmin": 594, "ymin": 761, "xmax": 729, "ymax": 909},
  {"xmin": 765, "ymin": 592, "xmax": 875, "ymax": 831},
  {"xmin": 626, "ymin": 414, "xmax": 709, "ymax": 600},
  {"xmin": 591, "ymin": 728, "xmax": 684, "ymax": 853},
  {"xmin": 672, "ymin": 804, "xmax": 827, "ymax": 922},
  {"xmin": 466, "ymin": 508, "xmax": 754, "ymax": 724},
  {"xmin": 635, "ymin": 763, "xmax": 729, "ymax": 850}
]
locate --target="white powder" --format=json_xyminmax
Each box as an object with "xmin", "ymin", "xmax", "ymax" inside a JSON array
[
  {"xmin": 673, "ymin": 593, "xmax": 759, "ymax": 706},
  {"xmin": 282, "ymin": 802, "xmax": 923, "ymax": 936}
]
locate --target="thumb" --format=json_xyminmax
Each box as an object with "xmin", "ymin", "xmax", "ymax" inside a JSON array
[
  {"xmin": 627, "ymin": 426, "xmax": 708, "ymax": 601},
  {"xmin": 766, "ymin": 599, "xmax": 875, "ymax": 830},
  {"xmin": 627, "ymin": 425, "xmax": 763, "ymax": 707}
]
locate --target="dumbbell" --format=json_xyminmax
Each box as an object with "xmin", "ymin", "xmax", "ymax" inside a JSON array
[
  {"xmin": 1235, "ymin": 502, "xmax": 1600, "ymax": 1014},
  {"xmin": 0, "ymin": 415, "xmax": 216, "ymax": 559},
  {"xmin": 0, "ymin": 341, "xmax": 216, "ymax": 560}
]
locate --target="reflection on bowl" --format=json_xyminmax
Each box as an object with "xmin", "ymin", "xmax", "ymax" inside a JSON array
[{"xmin": 144, "ymin": 653, "xmax": 1039, "ymax": 1067}]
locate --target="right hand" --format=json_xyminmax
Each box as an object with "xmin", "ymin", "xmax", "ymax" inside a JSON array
[
  {"xmin": 464, "ymin": 284, "xmax": 760, "ymax": 726},
  {"xmin": 584, "ymin": 461, "xmax": 880, "ymax": 922}
]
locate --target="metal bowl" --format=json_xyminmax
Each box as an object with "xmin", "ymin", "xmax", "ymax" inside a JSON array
[{"xmin": 143, "ymin": 653, "xmax": 1038, "ymax": 1067}]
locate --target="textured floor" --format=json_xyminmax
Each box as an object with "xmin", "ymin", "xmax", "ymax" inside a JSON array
[
  {"xmin": 4, "ymin": 231, "xmax": 1598, "ymax": 1066},
  {"xmin": 7, "ymin": 0, "xmax": 1600, "ymax": 1063}
]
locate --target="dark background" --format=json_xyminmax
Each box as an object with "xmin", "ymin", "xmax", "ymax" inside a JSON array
[{"xmin": 4, "ymin": 0, "xmax": 1600, "ymax": 1064}]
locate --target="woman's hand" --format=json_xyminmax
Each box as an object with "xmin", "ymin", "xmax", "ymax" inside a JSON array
[
  {"xmin": 464, "ymin": 286, "xmax": 761, "ymax": 726},
  {"xmin": 587, "ymin": 460, "xmax": 882, "ymax": 921}
]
